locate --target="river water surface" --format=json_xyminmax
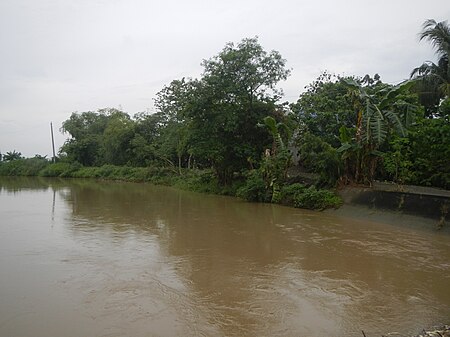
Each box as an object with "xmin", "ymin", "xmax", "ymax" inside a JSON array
[{"xmin": 0, "ymin": 177, "xmax": 449, "ymax": 337}]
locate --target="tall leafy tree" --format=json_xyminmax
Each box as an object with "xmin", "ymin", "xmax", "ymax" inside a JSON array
[
  {"xmin": 193, "ymin": 38, "xmax": 290, "ymax": 184},
  {"xmin": 155, "ymin": 37, "xmax": 290, "ymax": 184},
  {"xmin": 290, "ymin": 72, "xmax": 357, "ymax": 147},
  {"xmin": 411, "ymin": 19, "xmax": 450, "ymax": 117},
  {"xmin": 129, "ymin": 112, "xmax": 163, "ymax": 166},
  {"xmin": 153, "ymin": 78, "xmax": 199, "ymax": 170},
  {"xmin": 101, "ymin": 109, "xmax": 135, "ymax": 165},
  {"xmin": 60, "ymin": 108, "xmax": 134, "ymax": 166},
  {"xmin": 60, "ymin": 111, "xmax": 109, "ymax": 166}
]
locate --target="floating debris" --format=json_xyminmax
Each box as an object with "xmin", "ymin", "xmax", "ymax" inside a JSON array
[
  {"xmin": 378, "ymin": 325, "xmax": 450, "ymax": 337},
  {"xmin": 412, "ymin": 325, "xmax": 450, "ymax": 337}
]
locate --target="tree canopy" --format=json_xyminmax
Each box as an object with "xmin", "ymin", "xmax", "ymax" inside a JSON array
[
  {"xmin": 31, "ymin": 24, "xmax": 449, "ymax": 192},
  {"xmin": 154, "ymin": 37, "xmax": 290, "ymax": 184}
]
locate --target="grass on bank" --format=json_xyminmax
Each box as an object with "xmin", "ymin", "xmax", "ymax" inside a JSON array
[{"xmin": 0, "ymin": 159, "xmax": 342, "ymax": 210}]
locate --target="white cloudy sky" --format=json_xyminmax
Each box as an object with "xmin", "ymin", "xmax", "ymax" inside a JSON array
[{"xmin": 0, "ymin": 0, "xmax": 448, "ymax": 157}]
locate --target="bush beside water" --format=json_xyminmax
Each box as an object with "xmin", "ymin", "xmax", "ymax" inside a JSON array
[
  {"xmin": 0, "ymin": 158, "xmax": 48, "ymax": 176},
  {"xmin": 293, "ymin": 186, "xmax": 342, "ymax": 210},
  {"xmin": 236, "ymin": 172, "xmax": 341, "ymax": 210}
]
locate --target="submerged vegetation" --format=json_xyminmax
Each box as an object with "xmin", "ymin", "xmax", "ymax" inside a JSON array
[{"xmin": 1, "ymin": 20, "xmax": 449, "ymax": 209}]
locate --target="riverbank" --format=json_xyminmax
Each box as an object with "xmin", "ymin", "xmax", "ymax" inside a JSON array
[
  {"xmin": 1, "ymin": 159, "xmax": 449, "ymax": 227},
  {"xmin": 0, "ymin": 160, "xmax": 341, "ymax": 210}
]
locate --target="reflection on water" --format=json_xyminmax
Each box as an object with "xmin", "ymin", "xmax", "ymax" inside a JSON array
[{"xmin": 0, "ymin": 177, "xmax": 449, "ymax": 337}]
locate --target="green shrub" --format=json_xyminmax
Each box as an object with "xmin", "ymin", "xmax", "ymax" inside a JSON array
[
  {"xmin": 382, "ymin": 137, "xmax": 415, "ymax": 184},
  {"xmin": 236, "ymin": 170, "xmax": 269, "ymax": 202},
  {"xmin": 293, "ymin": 186, "xmax": 342, "ymax": 210},
  {"xmin": 280, "ymin": 183, "xmax": 305, "ymax": 204},
  {"xmin": 40, "ymin": 162, "xmax": 81, "ymax": 177},
  {"xmin": 70, "ymin": 166, "xmax": 97, "ymax": 178},
  {"xmin": 0, "ymin": 158, "xmax": 49, "ymax": 176},
  {"xmin": 382, "ymin": 118, "xmax": 450, "ymax": 189},
  {"xmin": 59, "ymin": 162, "xmax": 83, "ymax": 177},
  {"xmin": 146, "ymin": 166, "xmax": 176, "ymax": 185},
  {"xmin": 127, "ymin": 167, "xmax": 152, "ymax": 182},
  {"xmin": 40, "ymin": 162, "xmax": 66, "ymax": 177},
  {"xmin": 173, "ymin": 169, "xmax": 222, "ymax": 194},
  {"xmin": 22, "ymin": 158, "xmax": 49, "ymax": 175},
  {"xmin": 95, "ymin": 164, "xmax": 117, "ymax": 178}
]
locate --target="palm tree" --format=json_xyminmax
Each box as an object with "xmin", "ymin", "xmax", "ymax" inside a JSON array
[
  {"xmin": 411, "ymin": 19, "xmax": 450, "ymax": 117},
  {"xmin": 3, "ymin": 150, "xmax": 22, "ymax": 161}
]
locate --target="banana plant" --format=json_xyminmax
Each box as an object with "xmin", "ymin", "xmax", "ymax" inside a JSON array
[
  {"xmin": 262, "ymin": 116, "xmax": 290, "ymax": 153},
  {"xmin": 260, "ymin": 116, "xmax": 292, "ymax": 202},
  {"xmin": 338, "ymin": 79, "xmax": 413, "ymax": 184}
]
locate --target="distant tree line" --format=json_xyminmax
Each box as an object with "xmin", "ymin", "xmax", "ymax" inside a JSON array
[{"xmin": 2, "ymin": 20, "xmax": 449, "ymax": 201}]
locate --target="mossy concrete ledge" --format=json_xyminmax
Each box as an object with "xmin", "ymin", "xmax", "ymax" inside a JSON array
[{"xmin": 337, "ymin": 182, "xmax": 449, "ymax": 227}]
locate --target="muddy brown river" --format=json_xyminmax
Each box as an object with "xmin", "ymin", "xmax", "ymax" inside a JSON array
[{"xmin": 0, "ymin": 177, "xmax": 449, "ymax": 337}]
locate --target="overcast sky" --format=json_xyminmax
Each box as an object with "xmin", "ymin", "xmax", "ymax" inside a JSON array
[{"xmin": 0, "ymin": 0, "xmax": 448, "ymax": 157}]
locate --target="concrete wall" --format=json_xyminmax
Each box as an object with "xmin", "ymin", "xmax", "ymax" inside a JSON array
[{"xmin": 338, "ymin": 186, "xmax": 449, "ymax": 226}]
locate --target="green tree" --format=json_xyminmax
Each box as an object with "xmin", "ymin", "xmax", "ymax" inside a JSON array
[
  {"xmin": 60, "ymin": 108, "xmax": 134, "ymax": 166},
  {"xmin": 411, "ymin": 19, "xmax": 450, "ymax": 117},
  {"xmin": 154, "ymin": 78, "xmax": 197, "ymax": 171},
  {"xmin": 193, "ymin": 38, "xmax": 290, "ymax": 184},
  {"xmin": 154, "ymin": 78, "xmax": 198, "ymax": 123},
  {"xmin": 156, "ymin": 37, "xmax": 290, "ymax": 184},
  {"xmin": 60, "ymin": 111, "xmax": 109, "ymax": 165},
  {"xmin": 154, "ymin": 119, "xmax": 190, "ymax": 173},
  {"xmin": 290, "ymin": 72, "xmax": 356, "ymax": 147},
  {"xmin": 101, "ymin": 109, "xmax": 135, "ymax": 165},
  {"xmin": 129, "ymin": 112, "xmax": 162, "ymax": 166}
]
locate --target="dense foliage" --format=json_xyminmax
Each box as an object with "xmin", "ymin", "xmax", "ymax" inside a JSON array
[
  {"xmin": 383, "ymin": 118, "xmax": 450, "ymax": 188},
  {"xmin": 1, "ymin": 21, "xmax": 449, "ymax": 211}
]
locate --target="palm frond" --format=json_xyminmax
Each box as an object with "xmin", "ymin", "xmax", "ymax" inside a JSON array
[
  {"xmin": 420, "ymin": 19, "xmax": 450, "ymax": 58},
  {"xmin": 439, "ymin": 81, "xmax": 450, "ymax": 96}
]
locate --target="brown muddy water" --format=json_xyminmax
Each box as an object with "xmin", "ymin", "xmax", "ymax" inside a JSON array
[{"xmin": 0, "ymin": 177, "xmax": 449, "ymax": 337}]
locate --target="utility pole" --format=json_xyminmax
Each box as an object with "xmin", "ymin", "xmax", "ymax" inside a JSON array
[{"xmin": 50, "ymin": 122, "xmax": 56, "ymax": 163}]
